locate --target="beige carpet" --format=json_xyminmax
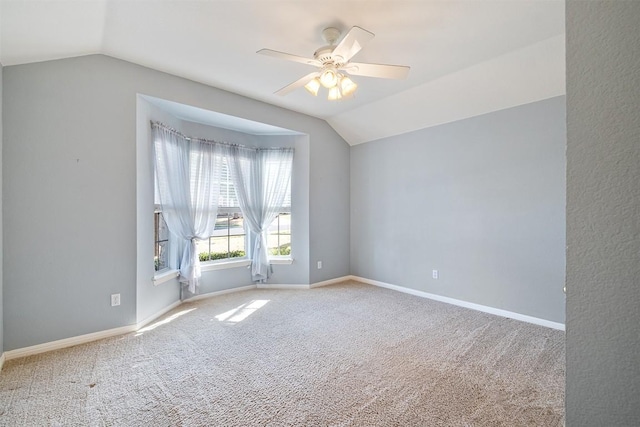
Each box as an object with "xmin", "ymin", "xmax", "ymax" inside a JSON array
[{"xmin": 0, "ymin": 281, "xmax": 565, "ymax": 426}]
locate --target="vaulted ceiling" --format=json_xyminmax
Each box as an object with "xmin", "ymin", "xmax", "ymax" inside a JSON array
[{"xmin": 0, "ymin": 0, "xmax": 566, "ymax": 145}]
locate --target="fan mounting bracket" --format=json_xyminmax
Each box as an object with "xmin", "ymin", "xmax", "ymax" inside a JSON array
[{"xmin": 321, "ymin": 27, "xmax": 341, "ymax": 45}]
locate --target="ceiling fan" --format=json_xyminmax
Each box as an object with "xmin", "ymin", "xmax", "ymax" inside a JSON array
[{"xmin": 257, "ymin": 26, "xmax": 410, "ymax": 100}]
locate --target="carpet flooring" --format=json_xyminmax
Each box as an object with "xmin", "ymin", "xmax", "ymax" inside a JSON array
[{"xmin": 0, "ymin": 281, "xmax": 565, "ymax": 426}]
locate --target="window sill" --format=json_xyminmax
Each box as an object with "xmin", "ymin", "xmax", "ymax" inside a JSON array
[
  {"xmin": 153, "ymin": 269, "xmax": 179, "ymax": 286},
  {"xmin": 269, "ymin": 258, "xmax": 293, "ymax": 265},
  {"xmin": 153, "ymin": 258, "xmax": 291, "ymax": 282},
  {"xmin": 201, "ymin": 259, "xmax": 251, "ymax": 272}
]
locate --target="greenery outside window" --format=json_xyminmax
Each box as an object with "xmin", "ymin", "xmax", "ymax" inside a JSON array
[{"xmin": 197, "ymin": 208, "xmax": 247, "ymax": 262}]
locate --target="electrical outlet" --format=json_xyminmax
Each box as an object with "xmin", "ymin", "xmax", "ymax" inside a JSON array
[
  {"xmin": 317, "ymin": 261, "xmax": 323, "ymax": 269},
  {"xmin": 111, "ymin": 293, "xmax": 121, "ymax": 307},
  {"xmin": 432, "ymin": 270, "xmax": 439, "ymax": 279}
]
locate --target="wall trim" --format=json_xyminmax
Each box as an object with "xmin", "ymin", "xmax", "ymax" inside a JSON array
[
  {"xmin": 310, "ymin": 275, "xmax": 354, "ymax": 288},
  {"xmin": 4, "ymin": 274, "xmax": 559, "ymax": 363},
  {"xmin": 201, "ymin": 259, "xmax": 252, "ymax": 272},
  {"xmin": 3, "ymin": 284, "xmax": 259, "ymax": 362},
  {"xmin": 257, "ymin": 284, "xmax": 309, "ymax": 290},
  {"xmin": 136, "ymin": 300, "xmax": 182, "ymax": 330},
  {"xmin": 4, "ymin": 324, "xmax": 137, "ymax": 361},
  {"xmin": 351, "ymin": 275, "xmax": 565, "ymax": 331},
  {"xmin": 256, "ymin": 275, "xmax": 355, "ymax": 290},
  {"xmin": 153, "ymin": 269, "xmax": 179, "ymax": 286},
  {"xmin": 183, "ymin": 284, "xmax": 257, "ymax": 302}
]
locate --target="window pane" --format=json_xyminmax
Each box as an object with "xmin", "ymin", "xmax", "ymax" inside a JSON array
[
  {"xmin": 278, "ymin": 213, "xmax": 291, "ymax": 235},
  {"xmin": 268, "ymin": 213, "xmax": 291, "ymax": 256},
  {"xmin": 155, "ymin": 212, "xmax": 170, "ymax": 271},
  {"xmin": 199, "ymin": 211, "xmax": 246, "ymax": 262},
  {"xmin": 157, "ymin": 213, "xmax": 170, "ymax": 242},
  {"xmin": 155, "ymin": 241, "xmax": 169, "ymax": 271},
  {"xmin": 218, "ymin": 158, "xmax": 239, "ymax": 208},
  {"xmin": 215, "ymin": 213, "xmax": 230, "ymax": 231},
  {"xmin": 195, "ymin": 238, "xmax": 211, "ymax": 262},
  {"xmin": 210, "ymin": 236, "xmax": 231, "ymax": 260},
  {"xmin": 229, "ymin": 212, "xmax": 244, "ymax": 235}
]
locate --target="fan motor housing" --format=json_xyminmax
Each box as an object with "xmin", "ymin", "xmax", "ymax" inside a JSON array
[
  {"xmin": 314, "ymin": 46, "xmax": 337, "ymax": 64},
  {"xmin": 314, "ymin": 27, "xmax": 345, "ymax": 66}
]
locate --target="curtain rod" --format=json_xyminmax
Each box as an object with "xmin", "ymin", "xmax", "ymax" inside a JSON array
[{"xmin": 151, "ymin": 121, "xmax": 294, "ymax": 152}]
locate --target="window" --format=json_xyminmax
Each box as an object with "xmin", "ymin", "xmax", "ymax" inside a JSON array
[
  {"xmin": 152, "ymin": 122, "xmax": 294, "ymax": 276},
  {"xmin": 267, "ymin": 212, "xmax": 291, "ymax": 257},
  {"xmin": 154, "ymin": 207, "xmax": 170, "ymax": 272},
  {"xmin": 267, "ymin": 171, "xmax": 292, "ymax": 257},
  {"xmin": 197, "ymin": 209, "xmax": 246, "ymax": 262},
  {"xmin": 266, "ymin": 159, "xmax": 292, "ymax": 258},
  {"xmin": 197, "ymin": 158, "xmax": 246, "ymax": 263}
]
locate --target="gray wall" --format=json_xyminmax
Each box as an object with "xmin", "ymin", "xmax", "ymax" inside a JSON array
[
  {"xmin": 309, "ymin": 119, "xmax": 350, "ymax": 284},
  {"xmin": 566, "ymin": 1, "xmax": 640, "ymax": 425},
  {"xmin": 3, "ymin": 54, "xmax": 350, "ymax": 351},
  {"xmin": 0, "ymin": 62, "xmax": 4, "ymax": 353},
  {"xmin": 135, "ymin": 97, "xmax": 183, "ymax": 324},
  {"xmin": 351, "ymin": 96, "xmax": 566, "ymax": 323}
]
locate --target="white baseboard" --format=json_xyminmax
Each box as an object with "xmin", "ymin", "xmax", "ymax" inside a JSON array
[
  {"xmin": 136, "ymin": 300, "xmax": 182, "ymax": 330},
  {"xmin": 310, "ymin": 275, "xmax": 354, "ymax": 288},
  {"xmin": 3, "ymin": 284, "xmax": 262, "ymax": 362},
  {"xmin": 10, "ymin": 274, "xmax": 534, "ymax": 363},
  {"xmin": 351, "ymin": 276, "xmax": 565, "ymax": 331},
  {"xmin": 257, "ymin": 275, "xmax": 355, "ymax": 290},
  {"xmin": 257, "ymin": 284, "xmax": 309, "ymax": 290},
  {"xmin": 5, "ymin": 279, "xmax": 362, "ymax": 364},
  {"xmin": 184, "ymin": 284, "xmax": 257, "ymax": 302},
  {"xmin": 4, "ymin": 324, "xmax": 137, "ymax": 361}
]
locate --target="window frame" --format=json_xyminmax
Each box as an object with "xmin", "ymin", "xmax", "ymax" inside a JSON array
[
  {"xmin": 267, "ymin": 209, "xmax": 292, "ymax": 260},
  {"xmin": 154, "ymin": 206, "xmax": 171, "ymax": 274},
  {"xmin": 199, "ymin": 206, "xmax": 248, "ymax": 265},
  {"xmin": 152, "ymin": 144, "xmax": 294, "ymax": 275}
]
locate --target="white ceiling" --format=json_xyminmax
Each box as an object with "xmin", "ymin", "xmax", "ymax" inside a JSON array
[{"xmin": 0, "ymin": 0, "xmax": 566, "ymax": 145}]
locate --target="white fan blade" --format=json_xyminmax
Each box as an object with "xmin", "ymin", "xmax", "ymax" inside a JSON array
[
  {"xmin": 332, "ymin": 26, "xmax": 375, "ymax": 63},
  {"xmin": 257, "ymin": 49, "xmax": 321, "ymax": 67},
  {"xmin": 340, "ymin": 62, "xmax": 410, "ymax": 80},
  {"xmin": 275, "ymin": 72, "xmax": 320, "ymax": 96}
]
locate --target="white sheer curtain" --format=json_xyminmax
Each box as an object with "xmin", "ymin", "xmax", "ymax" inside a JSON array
[
  {"xmin": 152, "ymin": 123, "xmax": 222, "ymax": 293},
  {"xmin": 225, "ymin": 145, "xmax": 294, "ymax": 282}
]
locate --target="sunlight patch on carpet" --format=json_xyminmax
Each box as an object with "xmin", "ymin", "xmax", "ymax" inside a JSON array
[
  {"xmin": 215, "ymin": 300, "xmax": 270, "ymax": 323},
  {"xmin": 135, "ymin": 308, "xmax": 197, "ymax": 336}
]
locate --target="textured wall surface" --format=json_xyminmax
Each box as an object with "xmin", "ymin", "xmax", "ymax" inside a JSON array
[
  {"xmin": 566, "ymin": 1, "xmax": 640, "ymax": 425},
  {"xmin": 0, "ymin": 63, "xmax": 4, "ymax": 353},
  {"xmin": 3, "ymin": 55, "xmax": 350, "ymax": 351},
  {"xmin": 351, "ymin": 96, "xmax": 566, "ymax": 323}
]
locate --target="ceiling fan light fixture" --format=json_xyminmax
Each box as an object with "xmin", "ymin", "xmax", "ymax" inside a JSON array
[
  {"xmin": 327, "ymin": 86, "xmax": 342, "ymax": 101},
  {"xmin": 340, "ymin": 75, "xmax": 358, "ymax": 97},
  {"xmin": 304, "ymin": 78, "xmax": 320, "ymax": 96},
  {"xmin": 259, "ymin": 25, "xmax": 409, "ymax": 99},
  {"xmin": 319, "ymin": 68, "xmax": 338, "ymax": 88}
]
